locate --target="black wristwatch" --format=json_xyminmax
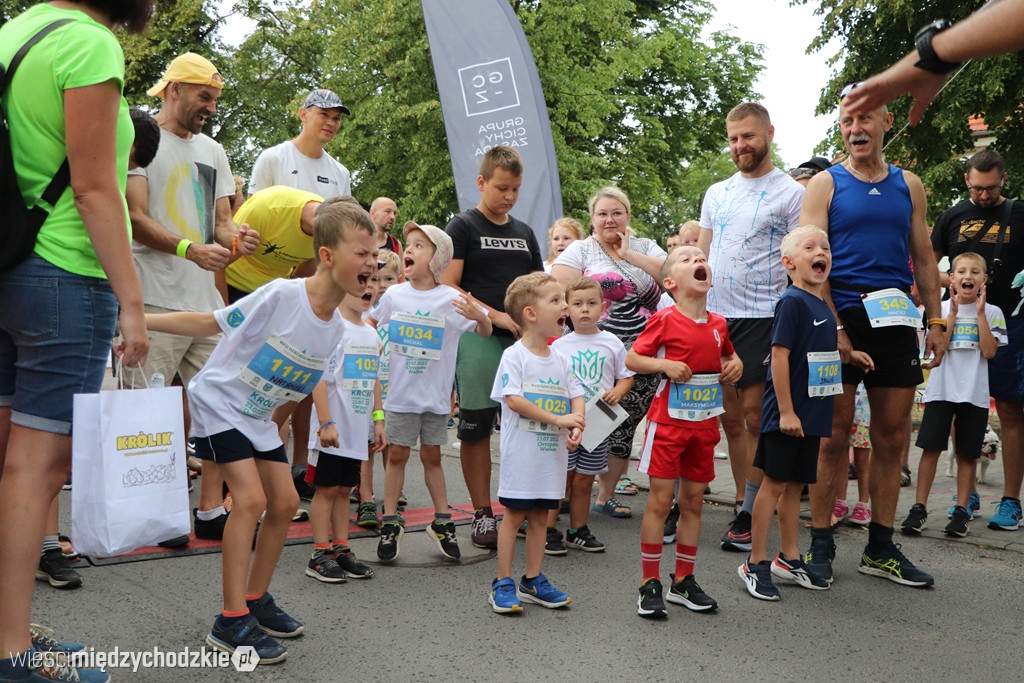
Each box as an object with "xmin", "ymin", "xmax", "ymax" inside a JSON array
[{"xmin": 914, "ymin": 19, "xmax": 962, "ymax": 75}]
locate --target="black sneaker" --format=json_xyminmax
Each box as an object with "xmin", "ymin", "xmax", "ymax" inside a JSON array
[
  {"xmin": 356, "ymin": 501, "xmax": 379, "ymax": 529},
  {"xmin": 305, "ymin": 552, "xmax": 347, "ymax": 583},
  {"xmin": 292, "ymin": 463, "xmax": 315, "ymax": 500},
  {"xmin": 666, "ymin": 573, "xmax": 718, "ymax": 612},
  {"xmin": 377, "ymin": 522, "xmax": 404, "ymax": 562},
  {"xmin": 901, "ymin": 503, "xmax": 928, "ymax": 535},
  {"xmin": 247, "ymin": 592, "xmax": 304, "ymax": 638},
  {"xmin": 738, "ymin": 560, "xmax": 781, "ymax": 601},
  {"xmin": 945, "ymin": 505, "xmax": 970, "ymax": 538},
  {"xmin": 430, "ymin": 519, "xmax": 462, "ymax": 560},
  {"xmin": 206, "ymin": 613, "xmax": 286, "ymax": 664},
  {"xmin": 663, "ymin": 503, "xmax": 680, "ymax": 544},
  {"xmin": 804, "ymin": 536, "xmax": 835, "ymax": 584},
  {"xmin": 565, "ymin": 525, "xmax": 606, "ymax": 552},
  {"xmin": 36, "ymin": 547, "xmax": 82, "ymax": 589},
  {"xmin": 333, "ymin": 546, "xmax": 374, "ymax": 579},
  {"xmin": 720, "ymin": 511, "xmax": 752, "ymax": 552},
  {"xmin": 858, "ymin": 542, "xmax": 934, "ymax": 587},
  {"xmin": 544, "ymin": 527, "xmax": 567, "ymax": 556},
  {"xmin": 637, "ymin": 578, "xmax": 667, "ymax": 618},
  {"xmin": 194, "ymin": 508, "xmax": 229, "ymax": 540},
  {"xmin": 516, "ymin": 519, "xmax": 528, "ymax": 538}
]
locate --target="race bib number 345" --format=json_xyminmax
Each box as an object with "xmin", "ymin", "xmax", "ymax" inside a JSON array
[{"xmin": 862, "ymin": 288, "xmax": 921, "ymax": 328}]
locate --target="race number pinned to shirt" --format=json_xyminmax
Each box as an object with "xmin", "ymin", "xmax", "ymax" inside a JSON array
[
  {"xmin": 667, "ymin": 373, "xmax": 724, "ymax": 421},
  {"xmin": 949, "ymin": 317, "xmax": 980, "ymax": 349},
  {"xmin": 519, "ymin": 381, "xmax": 569, "ymax": 434},
  {"xmin": 862, "ymin": 288, "xmax": 921, "ymax": 328},
  {"xmin": 807, "ymin": 350, "xmax": 842, "ymax": 397},
  {"xmin": 341, "ymin": 343, "xmax": 379, "ymax": 391},
  {"xmin": 389, "ymin": 311, "xmax": 444, "ymax": 361},
  {"xmin": 239, "ymin": 335, "xmax": 327, "ymax": 416}
]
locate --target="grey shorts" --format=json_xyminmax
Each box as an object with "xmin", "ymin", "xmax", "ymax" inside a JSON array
[{"xmin": 385, "ymin": 411, "xmax": 449, "ymax": 448}]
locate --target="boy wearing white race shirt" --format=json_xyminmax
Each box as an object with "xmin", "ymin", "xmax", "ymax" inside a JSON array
[
  {"xmin": 369, "ymin": 222, "xmax": 491, "ymax": 563},
  {"xmin": 144, "ymin": 200, "xmax": 378, "ymax": 662},
  {"xmin": 303, "ymin": 286, "xmax": 386, "ymax": 583}
]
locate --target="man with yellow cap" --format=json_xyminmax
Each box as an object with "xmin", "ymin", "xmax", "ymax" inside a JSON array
[{"xmin": 126, "ymin": 53, "xmax": 258, "ymax": 544}]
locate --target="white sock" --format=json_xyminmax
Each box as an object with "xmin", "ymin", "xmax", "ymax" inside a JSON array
[{"xmin": 196, "ymin": 505, "xmax": 226, "ymax": 521}]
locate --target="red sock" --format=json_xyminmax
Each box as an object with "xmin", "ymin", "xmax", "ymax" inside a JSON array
[
  {"xmin": 245, "ymin": 593, "xmax": 265, "ymax": 602},
  {"xmin": 640, "ymin": 541, "xmax": 662, "ymax": 582},
  {"xmin": 675, "ymin": 543, "xmax": 697, "ymax": 580}
]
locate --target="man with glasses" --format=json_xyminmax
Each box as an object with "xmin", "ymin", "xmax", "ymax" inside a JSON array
[
  {"xmin": 932, "ymin": 149, "xmax": 1024, "ymax": 532},
  {"xmin": 789, "ymin": 156, "xmax": 833, "ymax": 187}
]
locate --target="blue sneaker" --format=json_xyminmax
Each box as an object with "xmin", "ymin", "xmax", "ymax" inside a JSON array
[
  {"xmin": 988, "ymin": 497, "xmax": 1023, "ymax": 531},
  {"xmin": 206, "ymin": 613, "xmax": 287, "ymax": 664},
  {"xmin": 948, "ymin": 491, "xmax": 981, "ymax": 519},
  {"xmin": 29, "ymin": 624, "xmax": 85, "ymax": 653},
  {"xmin": 804, "ymin": 536, "xmax": 835, "ymax": 584},
  {"xmin": 246, "ymin": 592, "xmax": 304, "ymax": 638},
  {"xmin": 517, "ymin": 573, "xmax": 571, "ymax": 608},
  {"xmin": 489, "ymin": 577, "xmax": 523, "ymax": 614}
]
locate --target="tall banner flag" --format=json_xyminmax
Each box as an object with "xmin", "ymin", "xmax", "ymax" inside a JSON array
[{"xmin": 422, "ymin": 0, "xmax": 563, "ymax": 255}]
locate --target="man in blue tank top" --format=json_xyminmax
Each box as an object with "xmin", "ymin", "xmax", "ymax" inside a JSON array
[{"xmin": 798, "ymin": 90, "xmax": 947, "ymax": 588}]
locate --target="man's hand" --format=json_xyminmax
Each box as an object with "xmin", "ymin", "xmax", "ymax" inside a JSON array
[
  {"xmin": 235, "ymin": 224, "xmax": 260, "ymax": 256},
  {"xmin": 490, "ymin": 311, "xmax": 522, "ymax": 339},
  {"xmin": 186, "ymin": 242, "xmax": 232, "ymax": 271}
]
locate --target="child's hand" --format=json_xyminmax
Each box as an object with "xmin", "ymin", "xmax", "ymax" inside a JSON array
[
  {"xmin": 850, "ymin": 350, "xmax": 874, "ymax": 373},
  {"xmin": 372, "ymin": 422, "xmax": 387, "ymax": 452},
  {"xmin": 556, "ymin": 412, "xmax": 585, "ymax": 433},
  {"xmin": 719, "ymin": 357, "xmax": 743, "ymax": 385},
  {"xmin": 779, "ymin": 412, "xmax": 804, "ymax": 437},
  {"xmin": 454, "ymin": 291, "xmax": 486, "ymax": 322},
  {"xmin": 566, "ymin": 426, "xmax": 583, "ymax": 450},
  {"xmin": 318, "ymin": 423, "xmax": 340, "ymax": 448},
  {"xmin": 602, "ymin": 387, "xmax": 626, "ymax": 405},
  {"xmin": 976, "ymin": 284, "xmax": 987, "ymax": 313},
  {"xmin": 948, "ymin": 294, "xmax": 959, "ymax": 316},
  {"xmin": 662, "ymin": 360, "xmax": 693, "ymax": 383}
]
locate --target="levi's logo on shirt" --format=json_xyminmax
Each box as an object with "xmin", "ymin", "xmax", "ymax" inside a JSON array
[{"xmin": 480, "ymin": 236, "xmax": 529, "ymax": 251}]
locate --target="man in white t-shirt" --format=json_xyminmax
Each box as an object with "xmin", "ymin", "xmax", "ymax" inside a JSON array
[
  {"xmin": 249, "ymin": 88, "xmax": 352, "ymax": 198},
  {"xmin": 127, "ymin": 53, "xmax": 257, "ymax": 544},
  {"xmin": 696, "ymin": 102, "xmax": 804, "ymax": 553}
]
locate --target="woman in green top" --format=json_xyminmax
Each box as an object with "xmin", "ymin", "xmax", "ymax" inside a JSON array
[{"xmin": 0, "ymin": 2, "xmax": 154, "ymax": 681}]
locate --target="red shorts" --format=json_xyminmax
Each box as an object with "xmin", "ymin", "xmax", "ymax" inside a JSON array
[{"xmin": 637, "ymin": 420, "xmax": 719, "ymax": 483}]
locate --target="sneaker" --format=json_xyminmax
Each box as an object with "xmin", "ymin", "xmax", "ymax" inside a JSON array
[
  {"xmin": 471, "ymin": 507, "xmax": 499, "ymax": 549},
  {"xmin": 349, "ymin": 485, "xmax": 360, "ymax": 503},
  {"xmin": 545, "ymin": 527, "xmax": 567, "ymax": 556},
  {"xmin": 771, "ymin": 554, "xmax": 829, "ymax": 590},
  {"xmin": 988, "ymin": 497, "xmax": 1022, "ymax": 531},
  {"xmin": 517, "ymin": 573, "xmax": 571, "ymax": 608},
  {"xmin": 36, "ymin": 547, "xmax": 82, "ymax": 589},
  {"xmin": 516, "ymin": 519, "xmax": 528, "ymax": 538},
  {"xmin": 720, "ymin": 510, "xmax": 752, "ymax": 552},
  {"xmin": 193, "ymin": 508, "xmax": 229, "ymax": 540},
  {"xmin": 397, "ymin": 489, "xmax": 408, "ymax": 511},
  {"xmin": 565, "ymin": 525, "xmax": 606, "ymax": 552},
  {"xmin": 945, "ymin": 505, "xmax": 970, "ymax": 538},
  {"xmin": 832, "ymin": 499, "xmax": 849, "ymax": 526},
  {"xmin": 948, "ymin": 492, "xmax": 981, "ymax": 519},
  {"xmin": 292, "ymin": 463, "xmax": 315, "ymax": 500},
  {"xmin": 247, "ymin": 592, "xmax": 304, "ymax": 638},
  {"xmin": 376, "ymin": 522, "xmax": 404, "ymax": 562},
  {"xmin": 29, "ymin": 623, "xmax": 85, "ymax": 653},
  {"xmin": 804, "ymin": 536, "xmax": 835, "ymax": 584},
  {"xmin": 333, "ymin": 546, "xmax": 374, "ymax": 579},
  {"xmin": 5, "ymin": 657, "xmax": 110, "ymax": 682},
  {"xmin": 305, "ymin": 552, "xmax": 347, "ymax": 583},
  {"xmin": 901, "ymin": 503, "xmax": 928, "ymax": 535},
  {"xmin": 429, "ymin": 520, "xmax": 461, "ymax": 560},
  {"xmin": 206, "ymin": 613, "xmax": 287, "ymax": 664},
  {"xmin": 666, "ymin": 573, "xmax": 718, "ymax": 612},
  {"xmin": 858, "ymin": 542, "xmax": 934, "ymax": 587},
  {"xmin": 489, "ymin": 577, "xmax": 522, "ymax": 614},
  {"xmin": 356, "ymin": 501, "xmax": 379, "ymax": 529},
  {"xmin": 663, "ymin": 503, "xmax": 680, "ymax": 544},
  {"xmin": 738, "ymin": 560, "xmax": 781, "ymax": 601},
  {"xmin": 637, "ymin": 578, "xmax": 667, "ymax": 618},
  {"xmin": 849, "ymin": 502, "xmax": 872, "ymax": 526}
]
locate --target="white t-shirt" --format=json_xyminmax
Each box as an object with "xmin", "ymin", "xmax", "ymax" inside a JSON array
[
  {"xmin": 307, "ymin": 318, "xmax": 379, "ymax": 461},
  {"xmin": 656, "ymin": 291, "xmax": 674, "ymax": 311},
  {"xmin": 550, "ymin": 330, "xmax": 633, "ymax": 403},
  {"xmin": 130, "ymin": 129, "xmax": 235, "ymax": 312},
  {"xmin": 187, "ymin": 279, "xmax": 345, "ymax": 450},
  {"xmin": 922, "ymin": 300, "xmax": 1007, "ymax": 408},
  {"xmin": 249, "ymin": 140, "xmax": 351, "ymax": 198},
  {"xmin": 489, "ymin": 342, "xmax": 585, "ymax": 501},
  {"xmin": 372, "ymin": 282, "xmax": 481, "ymax": 415},
  {"xmin": 700, "ymin": 167, "xmax": 804, "ymax": 318}
]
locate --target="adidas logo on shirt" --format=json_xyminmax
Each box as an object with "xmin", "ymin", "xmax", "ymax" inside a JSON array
[{"xmin": 868, "ymin": 188, "xmax": 881, "ymax": 196}]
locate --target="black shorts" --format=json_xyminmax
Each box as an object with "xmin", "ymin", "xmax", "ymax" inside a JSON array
[
  {"xmin": 753, "ymin": 431, "xmax": 820, "ymax": 484},
  {"xmin": 193, "ymin": 429, "xmax": 288, "ymax": 464},
  {"xmin": 498, "ymin": 497, "xmax": 560, "ymax": 511},
  {"xmin": 457, "ymin": 406, "xmax": 498, "ymax": 442},
  {"xmin": 915, "ymin": 400, "xmax": 989, "ymax": 458},
  {"xmin": 838, "ymin": 305, "xmax": 923, "ymax": 388},
  {"xmin": 727, "ymin": 318, "xmax": 773, "ymax": 388},
  {"xmin": 304, "ymin": 451, "xmax": 361, "ymax": 488}
]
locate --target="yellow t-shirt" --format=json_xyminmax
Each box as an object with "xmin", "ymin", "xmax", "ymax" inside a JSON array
[{"xmin": 225, "ymin": 186, "xmax": 322, "ymax": 292}]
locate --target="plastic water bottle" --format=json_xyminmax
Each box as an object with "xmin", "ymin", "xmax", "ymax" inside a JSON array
[{"xmin": 150, "ymin": 372, "xmax": 165, "ymax": 388}]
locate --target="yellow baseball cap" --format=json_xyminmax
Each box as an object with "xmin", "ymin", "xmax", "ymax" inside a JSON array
[{"xmin": 146, "ymin": 53, "xmax": 225, "ymax": 98}]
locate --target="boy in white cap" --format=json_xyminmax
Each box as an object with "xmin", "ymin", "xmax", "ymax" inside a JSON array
[{"xmin": 368, "ymin": 221, "xmax": 492, "ymax": 562}]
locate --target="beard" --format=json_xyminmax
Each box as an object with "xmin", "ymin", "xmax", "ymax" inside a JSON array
[{"xmin": 731, "ymin": 141, "xmax": 769, "ymax": 173}]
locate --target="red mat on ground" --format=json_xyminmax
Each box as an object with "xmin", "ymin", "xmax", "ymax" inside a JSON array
[{"xmin": 82, "ymin": 502, "xmax": 505, "ymax": 566}]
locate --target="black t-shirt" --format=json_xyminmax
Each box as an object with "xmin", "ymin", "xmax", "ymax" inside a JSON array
[
  {"xmin": 445, "ymin": 208, "xmax": 543, "ymax": 335},
  {"xmin": 932, "ymin": 197, "xmax": 1024, "ymax": 316}
]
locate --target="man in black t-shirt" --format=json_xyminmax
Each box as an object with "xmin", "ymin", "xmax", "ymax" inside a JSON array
[{"xmin": 932, "ymin": 149, "xmax": 1024, "ymax": 532}]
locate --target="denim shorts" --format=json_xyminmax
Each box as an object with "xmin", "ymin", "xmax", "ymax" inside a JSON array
[{"xmin": 0, "ymin": 255, "xmax": 118, "ymax": 434}]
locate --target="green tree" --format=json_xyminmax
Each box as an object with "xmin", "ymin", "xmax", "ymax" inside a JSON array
[{"xmin": 797, "ymin": 0, "xmax": 1024, "ymax": 216}]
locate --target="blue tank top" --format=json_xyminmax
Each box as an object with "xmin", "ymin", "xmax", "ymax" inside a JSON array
[{"xmin": 827, "ymin": 164, "xmax": 914, "ymax": 311}]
